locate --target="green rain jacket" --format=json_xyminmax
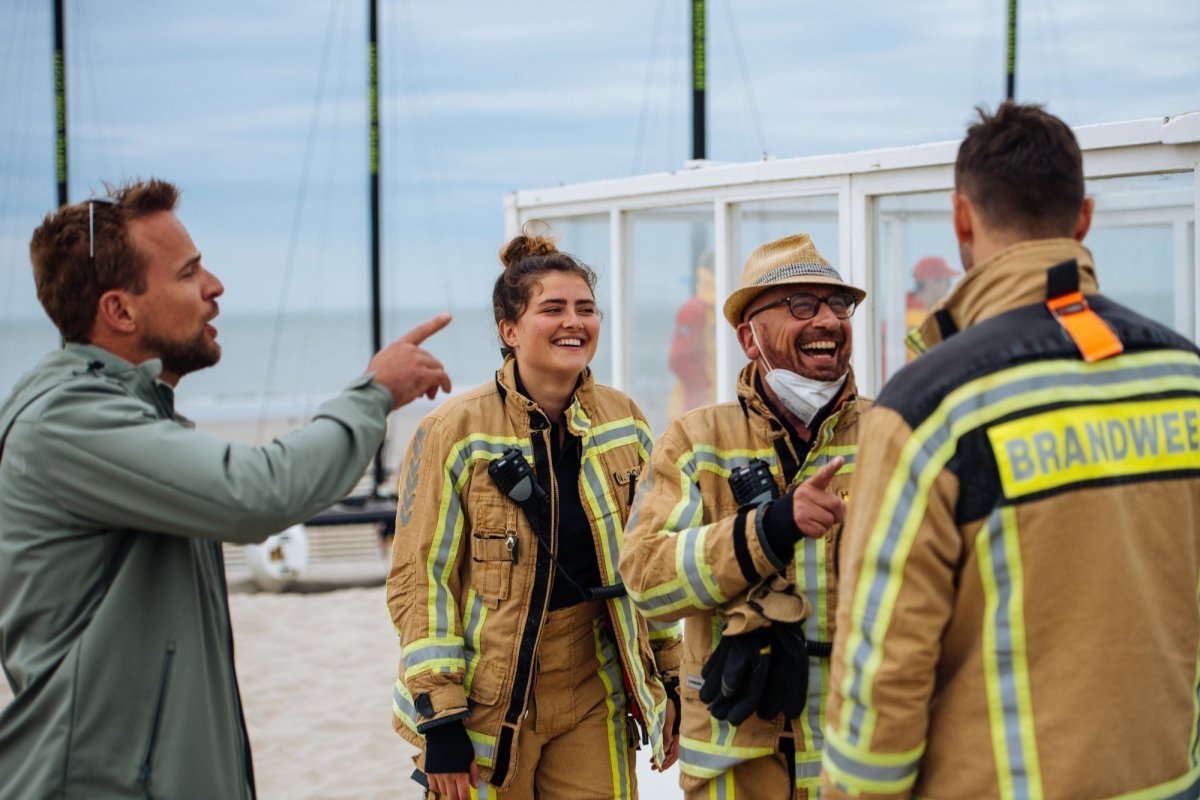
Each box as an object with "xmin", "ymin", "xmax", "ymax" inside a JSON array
[{"xmin": 0, "ymin": 344, "xmax": 393, "ymax": 800}]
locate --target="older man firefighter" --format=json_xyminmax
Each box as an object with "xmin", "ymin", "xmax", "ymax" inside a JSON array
[
  {"xmin": 620, "ymin": 233, "xmax": 869, "ymax": 799},
  {"xmin": 822, "ymin": 102, "xmax": 1200, "ymax": 799}
]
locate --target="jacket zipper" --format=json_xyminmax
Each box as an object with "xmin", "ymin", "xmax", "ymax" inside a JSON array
[
  {"xmin": 493, "ymin": 414, "xmax": 556, "ymax": 783},
  {"xmin": 139, "ymin": 641, "xmax": 176, "ymax": 799}
]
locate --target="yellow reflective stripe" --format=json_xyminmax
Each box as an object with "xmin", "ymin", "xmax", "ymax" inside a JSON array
[
  {"xmin": 424, "ymin": 433, "xmax": 525, "ymax": 638},
  {"xmin": 646, "ymin": 618, "xmax": 681, "ymax": 641},
  {"xmin": 839, "ymin": 351, "xmax": 1200, "ymax": 749},
  {"xmin": 1103, "ymin": 763, "xmax": 1200, "ymax": 800},
  {"xmin": 392, "ymin": 678, "xmax": 418, "ymax": 731},
  {"xmin": 462, "ymin": 590, "xmax": 487, "ymax": 690},
  {"xmin": 679, "ymin": 735, "xmax": 775, "ymax": 780},
  {"xmin": 822, "ymin": 727, "xmax": 923, "ymax": 795},
  {"xmin": 592, "ymin": 621, "xmax": 633, "ymax": 796},
  {"xmin": 977, "ymin": 506, "xmax": 1043, "ymax": 800},
  {"xmin": 1192, "ymin": 569, "xmax": 1200, "ymax": 771},
  {"xmin": 466, "ymin": 729, "xmax": 497, "ymax": 768},
  {"xmin": 988, "ymin": 396, "xmax": 1200, "ymax": 498}
]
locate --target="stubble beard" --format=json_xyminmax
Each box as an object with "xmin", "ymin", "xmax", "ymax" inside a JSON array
[{"xmin": 144, "ymin": 327, "xmax": 222, "ymax": 378}]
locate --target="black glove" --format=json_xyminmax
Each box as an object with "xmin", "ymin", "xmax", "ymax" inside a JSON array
[
  {"xmin": 757, "ymin": 621, "xmax": 810, "ymax": 721},
  {"xmin": 699, "ymin": 628, "xmax": 771, "ymax": 725},
  {"xmin": 423, "ymin": 719, "xmax": 474, "ymax": 775}
]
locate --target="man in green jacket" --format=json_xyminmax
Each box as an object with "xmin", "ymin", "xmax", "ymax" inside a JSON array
[{"xmin": 0, "ymin": 179, "xmax": 452, "ymax": 799}]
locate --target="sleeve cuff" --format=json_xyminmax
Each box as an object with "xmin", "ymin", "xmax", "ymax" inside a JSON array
[{"xmin": 760, "ymin": 490, "xmax": 802, "ymax": 565}]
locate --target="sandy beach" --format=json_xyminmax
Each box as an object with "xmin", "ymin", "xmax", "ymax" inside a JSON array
[{"xmin": 1, "ymin": 573, "xmax": 683, "ymax": 799}]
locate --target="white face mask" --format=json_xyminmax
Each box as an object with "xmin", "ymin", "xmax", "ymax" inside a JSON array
[{"xmin": 751, "ymin": 322, "xmax": 846, "ymax": 427}]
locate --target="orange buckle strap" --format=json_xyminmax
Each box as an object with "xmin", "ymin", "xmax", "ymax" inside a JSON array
[{"xmin": 1046, "ymin": 291, "xmax": 1123, "ymax": 363}]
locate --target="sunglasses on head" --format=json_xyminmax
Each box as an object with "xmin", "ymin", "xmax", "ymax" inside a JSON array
[
  {"xmin": 746, "ymin": 291, "xmax": 857, "ymax": 322},
  {"xmin": 87, "ymin": 198, "xmax": 115, "ymax": 261}
]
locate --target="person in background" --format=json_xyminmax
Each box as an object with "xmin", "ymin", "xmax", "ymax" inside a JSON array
[
  {"xmin": 668, "ymin": 249, "xmax": 717, "ymax": 417},
  {"xmin": 0, "ymin": 178, "xmax": 452, "ymax": 799},
  {"xmin": 822, "ymin": 102, "xmax": 1200, "ymax": 799},
  {"xmin": 905, "ymin": 255, "xmax": 959, "ymax": 331},
  {"xmin": 621, "ymin": 233, "xmax": 869, "ymax": 799},
  {"xmin": 388, "ymin": 226, "xmax": 681, "ymax": 800}
]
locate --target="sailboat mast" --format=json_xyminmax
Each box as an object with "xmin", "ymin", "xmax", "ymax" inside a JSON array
[
  {"xmin": 53, "ymin": 0, "xmax": 68, "ymax": 207},
  {"xmin": 368, "ymin": 0, "xmax": 382, "ymax": 354},
  {"xmin": 368, "ymin": 0, "xmax": 386, "ymax": 491},
  {"xmin": 691, "ymin": 0, "xmax": 706, "ymax": 160},
  {"xmin": 1006, "ymin": 0, "xmax": 1017, "ymax": 100}
]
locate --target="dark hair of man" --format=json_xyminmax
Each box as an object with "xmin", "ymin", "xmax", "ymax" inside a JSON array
[
  {"xmin": 29, "ymin": 178, "xmax": 181, "ymax": 343},
  {"xmin": 492, "ymin": 221, "xmax": 598, "ymax": 359},
  {"xmin": 954, "ymin": 102, "xmax": 1085, "ymax": 239}
]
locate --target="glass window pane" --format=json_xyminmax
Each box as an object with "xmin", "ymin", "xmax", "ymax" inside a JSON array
[
  {"xmin": 1085, "ymin": 172, "xmax": 1195, "ymax": 335},
  {"xmin": 628, "ymin": 206, "xmax": 714, "ymax": 434},
  {"xmin": 873, "ymin": 191, "xmax": 959, "ymax": 388},
  {"xmin": 735, "ymin": 196, "xmax": 840, "ymax": 266}
]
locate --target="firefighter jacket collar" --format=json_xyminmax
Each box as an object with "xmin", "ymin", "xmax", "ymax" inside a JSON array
[
  {"xmin": 495, "ymin": 356, "xmax": 595, "ymax": 437},
  {"xmin": 917, "ymin": 239, "xmax": 1097, "ymax": 350}
]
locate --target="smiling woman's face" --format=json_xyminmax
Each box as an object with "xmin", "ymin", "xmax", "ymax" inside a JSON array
[{"xmin": 499, "ymin": 271, "xmax": 600, "ymax": 385}]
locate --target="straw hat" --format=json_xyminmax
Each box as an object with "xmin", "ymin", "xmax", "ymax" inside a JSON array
[{"xmin": 722, "ymin": 234, "xmax": 866, "ymax": 326}]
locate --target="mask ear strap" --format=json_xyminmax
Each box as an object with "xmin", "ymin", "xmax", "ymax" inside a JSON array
[{"xmin": 749, "ymin": 321, "xmax": 775, "ymax": 373}]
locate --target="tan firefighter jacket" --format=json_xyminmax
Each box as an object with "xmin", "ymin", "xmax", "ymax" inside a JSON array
[
  {"xmin": 822, "ymin": 239, "xmax": 1200, "ymax": 799},
  {"xmin": 620, "ymin": 361, "xmax": 867, "ymax": 796},
  {"xmin": 388, "ymin": 357, "xmax": 681, "ymax": 789}
]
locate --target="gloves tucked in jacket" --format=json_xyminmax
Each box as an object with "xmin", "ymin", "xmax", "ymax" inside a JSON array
[
  {"xmin": 699, "ymin": 628, "xmax": 771, "ymax": 725},
  {"xmin": 757, "ymin": 620, "xmax": 809, "ymax": 721}
]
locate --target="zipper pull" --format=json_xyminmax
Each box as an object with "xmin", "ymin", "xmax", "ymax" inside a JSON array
[
  {"xmin": 506, "ymin": 532, "xmax": 519, "ymax": 563},
  {"xmin": 627, "ymin": 467, "xmax": 640, "ymax": 506}
]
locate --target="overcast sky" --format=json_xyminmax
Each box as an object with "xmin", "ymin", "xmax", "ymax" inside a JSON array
[{"xmin": 2, "ymin": 0, "xmax": 1198, "ymax": 336}]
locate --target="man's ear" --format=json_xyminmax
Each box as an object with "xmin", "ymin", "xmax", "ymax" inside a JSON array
[
  {"xmin": 1074, "ymin": 197, "xmax": 1094, "ymax": 242},
  {"xmin": 735, "ymin": 322, "xmax": 759, "ymax": 361},
  {"xmin": 951, "ymin": 191, "xmax": 974, "ymax": 246},
  {"xmin": 95, "ymin": 290, "xmax": 136, "ymax": 335}
]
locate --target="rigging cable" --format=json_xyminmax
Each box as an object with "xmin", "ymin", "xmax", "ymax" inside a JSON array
[
  {"xmin": 256, "ymin": 0, "xmax": 344, "ymax": 443},
  {"xmin": 631, "ymin": 0, "xmax": 669, "ymax": 175},
  {"xmin": 720, "ymin": 0, "xmax": 769, "ymax": 159}
]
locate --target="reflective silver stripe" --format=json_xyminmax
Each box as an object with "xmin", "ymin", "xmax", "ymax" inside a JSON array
[
  {"xmin": 681, "ymin": 526, "xmax": 720, "ymax": 607},
  {"xmin": 982, "ymin": 506, "xmax": 1038, "ymax": 798},
  {"xmin": 595, "ymin": 621, "xmax": 632, "ymax": 794},
  {"xmin": 796, "ymin": 758, "xmax": 823, "ymax": 779},
  {"xmin": 468, "ymin": 733, "xmax": 496, "ymax": 766},
  {"xmin": 430, "ymin": 438, "xmax": 529, "ymax": 635},
  {"xmin": 680, "ymin": 745, "xmax": 752, "ymax": 775},
  {"xmin": 462, "ymin": 592, "xmax": 486, "ymax": 689},
  {"xmin": 823, "ymin": 737, "xmax": 920, "ymax": 786},
  {"xmin": 844, "ymin": 357, "xmax": 1200, "ymax": 747},
  {"xmin": 392, "ymin": 682, "xmax": 418, "ymax": 730},
  {"xmin": 402, "ymin": 641, "xmax": 463, "ymax": 673}
]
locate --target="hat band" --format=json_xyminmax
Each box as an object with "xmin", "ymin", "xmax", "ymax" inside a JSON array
[{"xmin": 753, "ymin": 262, "xmax": 843, "ymax": 285}]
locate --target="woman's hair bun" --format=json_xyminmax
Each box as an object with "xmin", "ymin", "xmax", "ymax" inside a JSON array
[{"xmin": 499, "ymin": 220, "xmax": 559, "ymax": 269}]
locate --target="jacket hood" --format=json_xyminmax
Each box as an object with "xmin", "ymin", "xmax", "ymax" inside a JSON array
[{"xmin": 0, "ymin": 345, "xmax": 165, "ymax": 450}]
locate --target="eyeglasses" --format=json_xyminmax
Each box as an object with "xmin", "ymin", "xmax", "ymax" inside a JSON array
[
  {"xmin": 746, "ymin": 291, "xmax": 857, "ymax": 321},
  {"xmin": 87, "ymin": 198, "xmax": 114, "ymax": 261}
]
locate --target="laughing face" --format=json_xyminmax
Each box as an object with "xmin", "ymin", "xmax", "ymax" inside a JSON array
[
  {"xmin": 737, "ymin": 283, "xmax": 853, "ymax": 382},
  {"xmin": 498, "ymin": 271, "xmax": 600, "ymax": 386}
]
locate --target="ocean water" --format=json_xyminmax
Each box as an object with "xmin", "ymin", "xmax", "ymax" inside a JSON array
[{"xmin": 0, "ymin": 305, "xmax": 682, "ymax": 435}]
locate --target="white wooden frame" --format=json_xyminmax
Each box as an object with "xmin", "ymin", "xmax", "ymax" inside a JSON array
[{"xmin": 505, "ymin": 114, "xmax": 1200, "ymax": 398}]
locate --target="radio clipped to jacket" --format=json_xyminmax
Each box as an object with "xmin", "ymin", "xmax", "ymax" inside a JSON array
[
  {"xmin": 728, "ymin": 458, "xmax": 777, "ymax": 507},
  {"xmin": 488, "ymin": 447, "xmax": 627, "ymax": 602}
]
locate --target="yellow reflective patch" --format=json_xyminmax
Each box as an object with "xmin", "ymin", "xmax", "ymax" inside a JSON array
[{"xmin": 989, "ymin": 397, "xmax": 1200, "ymax": 499}]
